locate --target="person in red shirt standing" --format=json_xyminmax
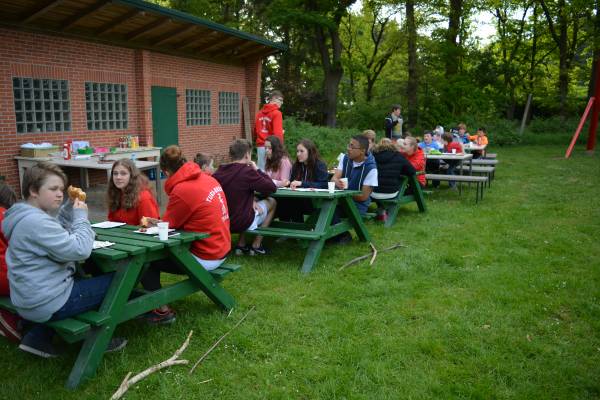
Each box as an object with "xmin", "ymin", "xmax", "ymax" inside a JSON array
[
  {"xmin": 0, "ymin": 182, "xmax": 21, "ymax": 342},
  {"xmin": 255, "ymin": 90, "xmax": 284, "ymax": 171},
  {"xmin": 107, "ymin": 159, "xmax": 160, "ymax": 225},
  {"xmin": 140, "ymin": 146, "xmax": 231, "ymax": 324},
  {"xmin": 442, "ymin": 132, "xmax": 464, "ymax": 189}
]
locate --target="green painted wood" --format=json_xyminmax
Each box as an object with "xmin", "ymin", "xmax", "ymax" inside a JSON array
[
  {"xmin": 245, "ymin": 228, "xmax": 323, "ymax": 240},
  {"xmin": 90, "ymin": 248, "xmax": 130, "ymax": 260},
  {"xmin": 339, "ymin": 196, "xmax": 371, "ymax": 242},
  {"xmin": 271, "ymin": 188, "xmax": 362, "ymax": 199},
  {"xmin": 47, "ymin": 319, "xmax": 91, "ymax": 337},
  {"xmin": 74, "ymin": 311, "xmax": 111, "ymax": 326},
  {"xmin": 168, "ymin": 246, "xmax": 236, "ymax": 311},
  {"xmin": 151, "ymin": 86, "xmax": 179, "ymax": 148},
  {"xmin": 0, "ymin": 296, "xmax": 16, "ymax": 312},
  {"xmin": 301, "ymin": 198, "xmax": 338, "ymax": 274},
  {"xmin": 95, "ymin": 234, "xmax": 164, "ymax": 251},
  {"xmin": 66, "ymin": 254, "xmax": 147, "ymax": 389}
]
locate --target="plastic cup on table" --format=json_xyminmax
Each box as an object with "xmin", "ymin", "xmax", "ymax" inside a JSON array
[
  {"xmin": 328, "ymin": 181, "xmax": 335, "ymax": 193},
  {"xmin": 340, "ymin": 178, "xmax": 348, "ymax": 189},
  {"xmin": 157, "ymin": 222, "xmax": 169, "ymax": 241},
  {"xmin": 452, "ymin": 149, "xmax": 456, "ymax": 154}
]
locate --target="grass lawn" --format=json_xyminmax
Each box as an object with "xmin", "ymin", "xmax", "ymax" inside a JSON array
[{"xmin": 1, "ymin": 144, "xmax": 599, "ymax": 399}]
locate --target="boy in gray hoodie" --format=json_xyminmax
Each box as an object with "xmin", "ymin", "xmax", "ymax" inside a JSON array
[{"xmin": 2, "ymin": 162, "xmax": 126, "ymax": 357}]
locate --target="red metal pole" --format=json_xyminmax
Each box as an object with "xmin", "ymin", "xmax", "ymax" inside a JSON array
[
  {"xmin": 565, "ymin": 97, "xmax": 595, "ymax": 158},
  {"xmin": 587, "ymin": 58, "xmax": 600, "ymax": 151}
]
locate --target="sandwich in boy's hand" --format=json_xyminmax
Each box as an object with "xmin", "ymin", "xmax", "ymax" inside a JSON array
[{"xmin": 67, "ymin": 185, "xmax": 86, "ymax": 202}]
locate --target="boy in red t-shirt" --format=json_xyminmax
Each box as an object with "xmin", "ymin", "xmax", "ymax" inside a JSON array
[
  {"xmin": 0, "ymin": 182, "xmax": 22, "ymax": 343},
  {"xmin": 442, "ymin": 133, "xmax": 464, "ymax": 189}
]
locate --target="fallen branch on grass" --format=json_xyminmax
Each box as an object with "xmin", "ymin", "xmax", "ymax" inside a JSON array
[
  {"xmin": 189, "ymin": 306, "xmax": 256, "ymax": 374},
  {"xmin": 111, "ymin": 330, "xmax": 193, "ymax": 400},
  {"xmin": 339, "ymin": 243, "xmax": 405, "ymax": 271}
]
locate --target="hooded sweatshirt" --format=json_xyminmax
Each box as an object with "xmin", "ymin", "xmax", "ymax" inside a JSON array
[
  {"xmin": 255, "ymin": 103, "xmax": 283, "ymax": 147},
  {"xmin": 2, "ymin": 202, "xmax": 93, "ymax": 322},
  {"xmin": 213, "ymin": 163, "xmax": 276, "ymax": 233},
  {"xmin": 372, "ymin": 148, "xmax": 416, "ymax": 194},
  {"xmin": 162, "ymin": 162, "xmax": 231, "ymax": 260}
]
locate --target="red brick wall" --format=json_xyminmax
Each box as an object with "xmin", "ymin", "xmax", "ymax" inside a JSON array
[{"xmin": 0, "ymin": 27, "xmax": 262, "ymax": 194}]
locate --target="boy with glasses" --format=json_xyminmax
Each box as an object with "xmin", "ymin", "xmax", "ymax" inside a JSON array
[{"xmin": 331, "ymin": 135, "xmax": 378, "ymax": 215}]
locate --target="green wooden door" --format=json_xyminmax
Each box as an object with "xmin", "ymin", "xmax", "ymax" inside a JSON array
[{"xmin": 151, "ymin": 86, "xmax": 179, "ymax": 148}]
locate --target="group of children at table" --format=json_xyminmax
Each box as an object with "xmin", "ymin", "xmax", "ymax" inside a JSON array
[{"xmin": 0, "ymin": 123, "xmax": 489, "ymax": 359}]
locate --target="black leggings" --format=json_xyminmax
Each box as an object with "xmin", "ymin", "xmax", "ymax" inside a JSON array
[{"xmin": 140, "ymin": 260, "xmax": 184, "ymax": 291}]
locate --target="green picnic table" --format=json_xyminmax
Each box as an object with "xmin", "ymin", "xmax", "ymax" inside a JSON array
[
  {"xmin": 246, "ymin": 188, "xmax": 372, "ymax": 273},
  {"xmin": 0, "ymin": 224, "xmax": 238, "ymax": 389}
]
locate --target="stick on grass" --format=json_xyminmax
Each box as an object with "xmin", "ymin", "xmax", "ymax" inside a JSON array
[{"xmin": 189, "ymin": 306, "xmax": 256, "ymax": 374}]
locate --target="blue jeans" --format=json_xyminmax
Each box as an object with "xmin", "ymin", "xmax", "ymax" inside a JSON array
[
  {"xmin": 446, "ymin": 160, "xmax": 459, "ymax": 187},
  {"xmin": 24, "ymin": 273, "xmax": 114, "ymax": 344}
]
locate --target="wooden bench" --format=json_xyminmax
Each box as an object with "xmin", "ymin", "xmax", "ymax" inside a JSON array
[
  {"xmin": 208, "ymin": 263, "xmax": 241, "ymax": 281},
  {"xmin": 456, "ymin": 165, "xmax": 495, "ymax": 187},
  {"xmin": 484, "ymin": 153, "xmax": 497, "ymax": 159},
  {"xmin": 371, "ymin": 174, "xmax": 426, "ymax": 227},
  {"xmin": 0, "ymin": 297, "xmax": 100, "ymax": 343},
  {"xmin": 0, "ymin": 263, "xmax": 240, "ymax": 341},
  {"xmin": 467, "ymin": 159, "xmax": 498, "ymax": 166},
  {"xmin": 425, "ymin": 174, "xmax": 488, "ymax": 203}
]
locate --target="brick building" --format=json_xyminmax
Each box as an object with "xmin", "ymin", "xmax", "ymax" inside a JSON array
[{"xmin": 0, "ymin": 0, "xmax": 284, "ymax": 193}]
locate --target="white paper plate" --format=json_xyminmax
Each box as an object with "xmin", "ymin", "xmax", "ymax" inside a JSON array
[
  {"xmin": 133, "ymin": 227, "xmax": 176, "ymax": 235},
  {"xmin": 91, "ymin": 221, "xmax": 126, "ymax": 229}
]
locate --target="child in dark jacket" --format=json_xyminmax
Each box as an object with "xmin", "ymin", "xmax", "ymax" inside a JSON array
[
  {"xmin": 213, "ymin": 139, "xmax": 277, "ymax": 256},
  {"xmin": 2, "ymin": 162, "xmax": 127, "ymax": 358}
]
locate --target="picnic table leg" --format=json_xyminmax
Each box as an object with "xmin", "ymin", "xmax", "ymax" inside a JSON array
[
  {"xmin": 300, "ymin": 198, "xmax": 338, "ymax": 273},
  {"xmin": 339, "ymin": 197, "xmax": 371, "ymax": 242},
  {"xmin": 66, "ymin": 255, "xmax": 146, "ymax": 389},
  {"xmin": 410, "ymin": 175, "xmax": 427, "ymax": 213},
  {"xmin": 168, "ymin": 246, "xmax": 236, "ymax": 311}
]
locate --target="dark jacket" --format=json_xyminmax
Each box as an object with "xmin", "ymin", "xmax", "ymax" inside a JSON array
[
  {"xmin": 372, "ymin": 147, "xmax": 416, "ymax": 194},
  {"xmin": 213, "ymin": 163, "xmax": 276, "ymax": 233},
  {"xmin": 290, "ymin": 160, "xmax": 328, "ymax": 189},
  {"xmin": 384, "ymin": 113, "xmax": 402, "ymax": 139}
]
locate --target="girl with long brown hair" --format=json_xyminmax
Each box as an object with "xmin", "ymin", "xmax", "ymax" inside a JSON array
[
  {"xmin": 289, "ymin": 139, "xmax": 328, "ymax": 189},
  {"xmin": 107, "ymin": 158, "xmax": 159, "ymax": 225},
  {"xmin": 264, "ymin": 135, "xmax": 291, "ymax": 187}
]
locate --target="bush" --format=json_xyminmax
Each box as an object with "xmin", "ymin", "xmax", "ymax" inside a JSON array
[{"xmin": 284, "ymin": 117, "xmax": 359, "ymax": 164}]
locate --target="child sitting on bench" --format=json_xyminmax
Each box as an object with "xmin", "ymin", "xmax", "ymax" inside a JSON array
[
  {"xmin": 3, "ymin": 162, "xmax": 127, "ymax": 358},
  {"xmin": 0, "ymin": 182, "xmax": 20, "ymax": 342}
]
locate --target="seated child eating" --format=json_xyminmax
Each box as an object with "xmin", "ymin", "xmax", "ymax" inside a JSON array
[{"xmin": 3, "ymin": 162, "xmax": 127, "ymax": 358}]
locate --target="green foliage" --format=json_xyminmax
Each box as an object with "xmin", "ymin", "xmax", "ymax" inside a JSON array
[{"xmin": 283, "ymin": 117, "xmax": 359, "ymax": 164}]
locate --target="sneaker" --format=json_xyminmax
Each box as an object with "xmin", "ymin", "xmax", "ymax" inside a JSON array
[
  {"xmin": 105, "ymin": 337, "xmax": 128, "ymax": 353},
  {"xmin": 142, "ymin": 307, "xmax": 176, "ymax": 325},
  {"xmin": 234, "ymin": 245, "xmax": 250, "ymax": 256},
  {"xmin": 328, "ymin": 232, "xmax": 353, "ymax": 245},
  {"xmin": 375, "ymin": 211, "xmax": 388, "ymax": 222},
  {"xmin": 19, "ymin": 333, "xmax": 60, "ymax": 358},
  {"xmin": 0, "ymin": 309, "xmax": 22, "ymax": 343},
  {"xmin": 249, "ymin": 245, "xmax": 269, "ymax": 256}
]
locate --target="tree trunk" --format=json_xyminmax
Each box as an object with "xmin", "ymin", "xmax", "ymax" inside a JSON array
[
  {"xmin": 406, "ymin": 0, "xmax": 418, "ymax": 128},
  {"xmin": 589, "ymin": 0, "xmax": 600, "ymax": 98},
  {"xmin": 557, "ymin": 0, "xmax": 568, "ymax": 118},
  {"xmin": 445, "ymin": 0, "xmax": 462, "ymax": 78},
  {"xmin": 315, "ymin": 25, "xmax": 343, "ymax": 127}
]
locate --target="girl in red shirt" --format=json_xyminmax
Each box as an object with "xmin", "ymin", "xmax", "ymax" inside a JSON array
[
  {"xmin": 400, "ymin": 137, "xmax": 426, "ymax": 187},
  {"xmin": 107, "ymin": 159, "xmax": 160, "ymax": 225}
]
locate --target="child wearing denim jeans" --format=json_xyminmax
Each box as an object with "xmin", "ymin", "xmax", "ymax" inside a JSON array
[
  {"xmin": 2, "ymin": 162, "xmax": 127, "ymax": 358},
  {"xmin": 442, "ymin": 132, "xmax": 464, "ymax": 188}
]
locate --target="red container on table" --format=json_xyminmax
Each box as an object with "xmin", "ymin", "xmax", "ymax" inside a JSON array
[{"xmin": 62, "ymin": 142, "xmax": 71, "ymax": 160}]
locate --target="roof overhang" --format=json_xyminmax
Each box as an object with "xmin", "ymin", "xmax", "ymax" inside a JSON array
[{"xmin": 0, "ymin": 0, "xmax": 286, "ymax": 66}]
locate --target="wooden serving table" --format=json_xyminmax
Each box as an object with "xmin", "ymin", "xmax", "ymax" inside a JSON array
[{"xmin": 15, "ymin": 156, "xmax": 162, "ymax": 204}]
